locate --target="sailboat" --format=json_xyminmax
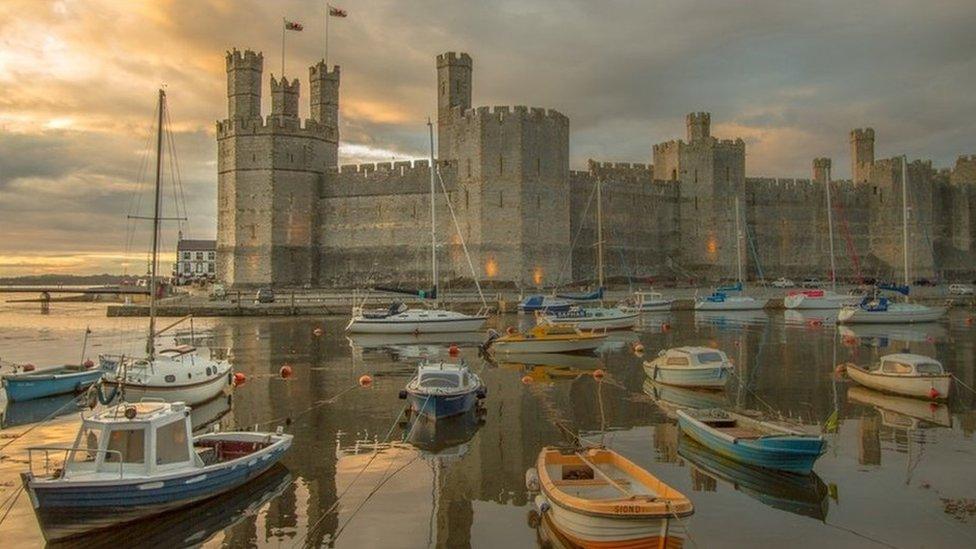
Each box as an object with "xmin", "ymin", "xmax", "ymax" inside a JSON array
[
  {"xmin": 695, "ymin": 196, "xmax": 768, "ymax": 311},
  {"xmin": 541, "ymin": 177, "xmax": 639, "ymax": 330},
  {"xmin": 102, "ymin": 89, "xmax": 233, "ymax": 406},
  {"xmin": 838, "ymin": 156, "xmax": 946, "ymax": 324},
  {"xmin": 785, "ymin": 165, "xmax": 863, "ymax": 310},
  {"xmin": 345, "ymin": 122, "xmax": 488, "ymax": 334}
]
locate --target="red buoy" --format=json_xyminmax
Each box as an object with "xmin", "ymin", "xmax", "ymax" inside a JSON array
[
  {"xmin": 966, "ymin": 316, "xmax": 974, "ymax": 325},
  {"xmin": 506, "ymin": 326, "xmax": 518, "ymax": 336},
  {"xmin": 280, "ymin": 365, "xmax": 293, "ymax": 379},
  {"xmin": 834, "ymin": 364, "xmax": 847, "ymax": 375},
  {"xmin": 521, "ymin": 375, "xmax": 533, "ymax": 385},
  {"xmin": 22, "ymin": 363, "xmax": 36, "ymax": 372},
  {"xmin": 358, "ymin": 374, "xmax": 373, "ymax": 387},
  {"xmin": 448, "ymin": 344, "xmax": 460, "ymax": 357},
  {"xmin": 593, "ymin": 369, "xmax": 605, "ymax": 380},
  {"xmin": 929, "ymin": 387, "xmax": 941, "ymax": 399},
  {"xmin": 233, "ymin": 372, "xmax": 247, "ymax": 386},
  {"xmin": 313, "ymin": 327, "xmax": 324, "ymax": 337},
  {"xmin": 661, "ymin": 323, "xmax": 671, "ymax": 332},
  {"xmin": 926, "ymin": 336, "xmax": 935, "ymax": 343},
  {"xmin": 633, "ymin": 342, "xmax": 645, "ymax": 355},
  {"xmin": 83, "ymin": 359, "xmax": 95, "ymax": 368}
]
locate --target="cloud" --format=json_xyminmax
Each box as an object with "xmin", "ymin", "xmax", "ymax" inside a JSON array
[{"xmin": 1, "ymin": 0, "xmax": 975, "ymax": 274}]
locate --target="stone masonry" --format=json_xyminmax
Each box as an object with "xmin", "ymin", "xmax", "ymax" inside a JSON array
[{"xmin": 216, "ymin": 48, "xmax": 976, "ymax": 288}]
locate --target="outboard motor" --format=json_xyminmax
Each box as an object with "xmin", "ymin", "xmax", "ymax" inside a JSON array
[{"xmin": 481, "ymin": 329, "xmax": 500, "ymax": 352}]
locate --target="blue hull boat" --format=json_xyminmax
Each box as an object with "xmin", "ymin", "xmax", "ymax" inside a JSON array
[
  {"xmin": 3, "ymin": 365, "xmax": 111, "ymax": 403},
  {"xmin": 2, "ymin": 393, "xmax": 86, "ymax": 429},
  {"xmin": 400, "ymin": 361, "xmax": 485, "ymax": 420},
  {"xmin": 406, "ymin": 390, "xmax": 480, "ymax": 419},
  {"xmin": 676, "ymin": 409, "xmax": 826, "ymax": 475},
  {"xmin": 518, "ymin": 295, "xmax": 572, "ymax": 313}
]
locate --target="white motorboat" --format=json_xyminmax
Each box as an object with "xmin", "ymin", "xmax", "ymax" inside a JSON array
[
  {"xmin": 837, "ymin": 298, "xmax": 945, "ymax": 324},
  {"xmin": 617, "ymin": 290, "xmax": 674, "ymax": 313},
  {"xmin": 784, "ymin": 289, "xmax": 862, "ymax": 310},
  {"xmin": 843, "ymin": 353, "xmax": 951, "ymax": 400},
  {"xmin": 345, "ymin": 302, "xmax": 487, "ymax": 334},
  {"xmin": 643, "ymin": 346, "xmax": 733, "ymax": 388},
  {"xmin": 541, "ymin": 306, "xmax": 638, "ymax": 330}
]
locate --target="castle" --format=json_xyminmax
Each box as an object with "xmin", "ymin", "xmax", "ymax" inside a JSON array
[{"xmin": 216, "ymin": 48, "xmax": 976, "ymax": 288}]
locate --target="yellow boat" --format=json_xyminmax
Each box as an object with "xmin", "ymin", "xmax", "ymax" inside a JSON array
[
  {"xmin": 529, "ymin": 447, "xmax": 693, "ymax": 546},
  {"xmin": 487, "ymin": 322, "xmax": 607, "ymax": 354}
]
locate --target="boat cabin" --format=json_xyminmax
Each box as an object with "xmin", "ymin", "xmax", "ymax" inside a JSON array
[
  {"xmin": 415, "ymin": 362, "xmax": 474, "ymax": 391},
  {"xmin": 875, "ymin": 354, "xmax": 945, "ymax": 376},
  {"xmin": 61, "ymin": 402, "xmax": 195, "ymax": 480},
  {"xmin": 656, "ymin": 347, "xmax": 730, "ymax": 368}
]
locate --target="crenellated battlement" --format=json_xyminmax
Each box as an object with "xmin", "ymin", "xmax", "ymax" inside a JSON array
[
  {"xmin": 215, "ymin": 116, "xmax": 337, "ymax": 142},
  {"xmin": 437, "ymin": 51, "xmax": 472, "ymax": 68},
  {"xmin": 850, "ymin": 128, "xmax": 875, "ymax": 140},
  {"xmin": 226, "ymin": 48, "xmax": 263, "ymax": 70},
  {"xmin": 452, "ymin": 105, "xmax": 570, "ymax": 127},
  {"xmin": 309, "ymin": 61, "xmax": 340, "ymax": 80},
  {"xmin": 585, "ymin": 159, "xmax": 653, "ymax": 182},
  {"xmin": 270, "ymin": 75, "xmax": 300, "ymax": 92}
]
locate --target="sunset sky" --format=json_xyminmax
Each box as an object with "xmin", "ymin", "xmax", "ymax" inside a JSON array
[{"xmin": 1, "ymin": 0, "xmax": 974, "ymax": 276}]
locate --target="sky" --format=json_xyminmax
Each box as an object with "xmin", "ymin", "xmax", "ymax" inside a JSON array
[{"xmin": 1, "ymin": 0, "xmax": 974, "ymax": 276}]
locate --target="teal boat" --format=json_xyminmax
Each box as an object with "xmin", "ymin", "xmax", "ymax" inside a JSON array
[
  {"xmin": 2, "ymin": 363, "xmax": 112, "ymax": 403},
  {"xmin": 676, "ymin": 409, "xmax": 826, "ymax": 474}
]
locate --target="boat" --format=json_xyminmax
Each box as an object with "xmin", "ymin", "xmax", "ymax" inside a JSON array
[
  {"xmin": 399, "ymin": 360, "xmax": 485, "ymax": 419},
  {"xmin": 3, "ymin": 362, "xmax": 113, "ymax": 403},
  {"xmin": 346, "ymin": 122, "xmax": 490, "ymax": 334},
  {"xmin": 519, "ymin": 294, "xmax": 573, "ymax": 313},
  {"xmin": 101, "ymin": 90, "xmax": 233, "ymax": 406},
  {"xmin": 847, "ymin": 386, "xmax": 951, "ymax": 429},
  {"xmin": 676, "ymin": 409, "xmax": 826, "ymax": 474},
  {"xmin": 21, "ymin": 400, "xmax": 292, "ymax": 541},
  {"xmin": 677, "ymin": 435, "xmax": 829, "ymax": 521},
  {"xmin": 838, "ymin": 157, "xmax": 944, "ymax": 324},
  {"xmin": 695, "ymin": 197, "xmax": 768, "ymax": 311},
  {"xmin": 784, "ymin": 289, "xmax": 862, "ymax": 310},
  {"xmin": 527, "ymin": 446, "xmax": 693, "ymax": 546},
  {"xmin": 485, "ymin": 321, "xmax": 607, "ymax": 354},
  {"xmin": 617, "ymin": 290, "xmax": 674, "ymax": 313},
  {"xmin": 842, "ymin": 353, "xmax": 951, "ymax": 400},
  {"xmin": 556, "ymin": 287, "xmax": 605, "ymax": 303},
  {"xmin": 1, "ymin": 392, "xmax": 87, "ymax": 429},
  {"xmin": 542, "ymin": 306, "xmax": 639, "ymax": 330},
  {"xmin": 401, "ymin": 407, "xmax": 483, "ymax": 455},
  {"xmin": 642, "ymin": 346, "xmax": 733, "ymax": 388}
]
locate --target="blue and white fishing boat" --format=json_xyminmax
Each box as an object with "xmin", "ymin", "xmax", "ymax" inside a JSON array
[
  {"xmin": 642, "ymin": 346, "xmax": 733, "ymax": 388},
  {"xmin": 3, "ymin": 362, "xmax": 114, "ymax": 403},
  {"xmin": 518, "ymin": 295, "xmax": 572, "ymax": 313},
  {"xmin": 541, "ymin": 306, "xmax": 639, "ymax": 330},
  {"xmin": 556, "ymin": 286, "xmax": 604, "ymax": 303},
  {"xmin": 21, "ymin": 400, "xmax": 292, "ymax": 541},
  {"xmin": 399, "ymin": 360, "xmax": 485, "ymax": 419},
  {"xmin": 676, "ymin": 409, "xmax": 826, "ymax": 474}
]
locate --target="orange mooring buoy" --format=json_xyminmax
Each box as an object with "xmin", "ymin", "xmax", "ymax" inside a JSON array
[
  {"xmin": 521, "ymin": 375, "xmax": 533, "ymax": 385},
  {"xmin": 313, "ymin": 327, "xmax": 324, "ymax": 337},
  {"xmin": 506, "ymin": 326, "xmax": 518, "ymax": 335},
  {"xmin": 83, "ymin": 359, "xmax": 95, "ymax": 368},
  {"xmin": 929, "ymin": 387, "xmax": 941, "ymax": 399},
  {"xmin": 661, "ymin": 323, "xmax": 671, "ymax": 332},
  {"xmin": 22, "ymin": 363, "xmax": 36, "ymax": 372},
  {"xmin": 834, "ymin": 364, "xmax": 847, "ymax": 375},
  {"xmin": 280, "ymin": 365, "xmax": 294, "ymax": 379},
  {"xmin": 233, "ymin": 372, "xmax": 247, "ymax": 386},
  {"xmin": 448, "ymin": 344, "xmax": 460, "ymax": 357},
  {"xmin": 633, "ymin": 342, "xmax": 645, "ymax": 354},
  {"xmin": 593, "ymin": 369, "xmax": 605, "ymax": 380},
  {"xmin": 359, "ymin": 374, "xmax": 373, "ymax": 388}
]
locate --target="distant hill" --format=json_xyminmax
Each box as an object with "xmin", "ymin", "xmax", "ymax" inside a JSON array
[{"xmin": 0, "ymin": 273, "xmax": 134, "ymax": 286}]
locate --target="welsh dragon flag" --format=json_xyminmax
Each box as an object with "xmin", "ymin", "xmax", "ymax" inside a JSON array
[{"xmin": 284, "ymin": 20, "xmax": 303, "ymax": 31}]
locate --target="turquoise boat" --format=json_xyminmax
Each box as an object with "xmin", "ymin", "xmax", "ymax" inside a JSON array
[
  {"xmin": 676, "ymin": 409, "xmax": 826, "ymax": 474},
  {"xmin": 2, "ymin": 364, "xmax": 113, "ymax": 403}
]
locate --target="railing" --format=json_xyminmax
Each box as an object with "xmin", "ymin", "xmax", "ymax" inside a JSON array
[{"xmin": 27, "ymin": 446, "xmax": 124, "ymax": 480}]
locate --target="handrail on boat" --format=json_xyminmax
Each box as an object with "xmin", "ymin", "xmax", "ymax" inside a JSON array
[{"xmin": 26, "ymin": 446, "xmax": 124, "ymax": 480}]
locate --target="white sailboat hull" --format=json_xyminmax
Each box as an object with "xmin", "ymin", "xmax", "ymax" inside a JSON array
[
  {"xmin": 784, "ymin": 292, "xmax": 860, "ymax": 310},
  {"xmin": 694, "ymin": 296, "xmax": 768, "ymax": 311},
  {"xmin": 847, "ymin": 365, "xmax": 950, "ymax": 399},
  {"xmin": 104, "ymin": 372, "xmax": 232, "ymax": 406},
  {"xmin": 837, "ymin": 304, "xmax": 945, "ymax": 324},
  {"xmin": 346, "ymin": 310, "xmax": 487, "ymax": 334}
]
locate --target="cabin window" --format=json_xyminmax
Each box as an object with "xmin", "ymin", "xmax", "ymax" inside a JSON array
[
  {"xmin": 881, "ymin": 361, "xmax": 913, "ymax": 374},
  {"xmin": 666, "ymin": 357, "xmax": 690, "ymax": 366},
  {"xmin": 419, "ymin": 373, "xmax": 458, "ymax": 388},
  {"xmin": 105, "ymin": 428, "xmax": 146, "ymax": 464},
  {"xmin": 156, "ymin": 420, "xmax": 190, "ymax": 465},
  {"xmin": 206, "ymin": 367, "xmax": 212, "ymax": 376},
  {"xmin": 71, "ymin": 427, "xmax": 101, "ymax": 463},
  {"xmin": 164, "ymin": 374, "xmax": 176, "ymax": 383},
  {"xmin": 698, "ymin": 352, "xmax": 725, "ymax": 363},
  {"xmin": 915, "ymin": 363, "xmax": 943, "ymax": 375}
]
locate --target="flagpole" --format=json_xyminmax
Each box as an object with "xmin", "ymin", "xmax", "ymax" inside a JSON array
[
  {"xmin": 281, "ymin": 17, "xmax": 286, "ymax": 77},
  {"xmin": 326, "ymin": 3, "xmax": 331, "ymax": 67}
]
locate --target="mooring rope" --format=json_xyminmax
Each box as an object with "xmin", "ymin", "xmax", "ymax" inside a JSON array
[
  {"xmin": 0, "ymin": 392, "xmax": 87, "ymax": 453},
  {"xmin": 0, "ymin": 485, "xmax": 24, "ymax": 529}
]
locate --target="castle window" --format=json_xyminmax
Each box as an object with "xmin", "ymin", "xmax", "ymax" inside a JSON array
[
  {"xmin": 252, "ymin": 153, "xmax": 255, "ymax": 162},
  {"xmin": 537, "ymin": 194, "xmax": 541, "ymax": 209},
  {"xmin": 499, "ymin": 155, "xmax": 504, "ymax": 176},
  {"xmin": 498, "ymin": 191, "xmax": 503, "ymax": 208},
  {"xmin": 466, "ymin": 158, "xmax": 471, "ymax": 178},
  {"xmin": 537, "ymin": 158, "xmax": 541, "ymax": 177},
  {"xmin": 695, "ymin": 197, "xmax": 699, "ymax": 210},
  {"xmin": 465, "ymin": 189, "xmax": 469, "ymax": 209},
  {"xmin": 671, "ymin": 169, "xmax": 677, "ymax": 181},
  {"xmin": 441, "ymin": 82, "xmax": 445, "ymax": 96},
  {"xmin": 694, "ymin": 169, "xmax": 698, "ymax": 184},
  {"xmin": 726, "ymin": 166, "xmax": 731, "ymax": 183}
]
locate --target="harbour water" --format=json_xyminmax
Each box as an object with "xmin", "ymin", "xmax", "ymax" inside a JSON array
[{"xmin": 1, "ymin": 302, "xmax": 975, "ymax": 547}]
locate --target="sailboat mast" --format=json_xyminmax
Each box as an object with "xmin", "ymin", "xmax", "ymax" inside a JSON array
[
  {"xmin": 825, "ymin": 165, "xmax": 837, "ymax": 292},
  {"xmin": 901, "ymin": 155, "xmax": 910, "ymax": 289},
  {"xmin": 734, "ymin": 196, "xmax": 743, "ymax": 284},
  {"xmin": 596, "ymin": 177, "xmax": 604, "ymax": 289},
  {"xmin": 427, "ymin": 120, "xmax": 438, "ymax": 299},
  {"xmin": 146, "ymin": 88, "xmax": 165, "ymax": 358}
]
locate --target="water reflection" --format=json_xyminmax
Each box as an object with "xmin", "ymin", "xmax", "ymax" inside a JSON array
[
  {"xmin": 643, "ymin": 379, "xmax": 728, "ymax": 418},
  {"xmin": 532, "ymin": 507, "xmax": 687, "ymax": 549},
  {"xmin": 1, "ymin": 392, "xmax": 85, "ymax": 429},
  {"xmin": 847, "ymin": 386, "xmax": 952, "ymax": 429}
]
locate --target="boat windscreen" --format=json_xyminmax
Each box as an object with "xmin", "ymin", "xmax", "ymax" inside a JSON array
[
  {"xmin": 915, "ymin": 362, "xmax": 944, "ymax": 375},
  {"xmin": 418, "ymin": 372, "xmax": 460, "ymax": 388},
  {"xmin": 697, "ymin": 352, "xmax": 725, "ymax": 363}
]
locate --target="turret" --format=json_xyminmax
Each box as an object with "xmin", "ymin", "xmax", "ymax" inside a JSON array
[
  {"xmin": 226, "ymin": 49, "xmax": 263, "ymax": 120},
  {"xmin": 850, "ymin": 128, "xmax": 875, "ymax": 184},
  {"xmin": 813, "ymin": 157, "xmax": 831, "ymax": 184},
  {"xmin": 436, "ymin": 51, "xmax": 472, "ymax": 160},
  {"xmin": 686, "ymin": 112, "xmax": 711, "ymax": 143},
  {"xmin": 270, "ymin": 75, "xmax": 300, "ymax": 120},
  {"xmin": 309, "ymin": 61, "xmax": 340, "ymax": 131}
]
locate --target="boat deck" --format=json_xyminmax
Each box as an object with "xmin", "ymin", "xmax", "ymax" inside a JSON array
[
  {"xmin": 545, "ymin": 462, "xmax": 658, "ymax": 500},
  {"xmin": 700, "ymin": 416, "xmax": 763, "ymax": 439}
]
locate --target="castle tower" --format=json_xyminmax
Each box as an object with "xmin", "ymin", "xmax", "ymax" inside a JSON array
[
  {"xmin": 850, "ymin": 128, "xmax": 875, "ymax": 184},
  {"xmin": 309, "ymin": 62, "xmax": 340, "ymax": 132},
  {"xmin": 437, "ymin": 52, "xmax": 472, "ymax": 160},
  {"xmin": 687, "ymin": 112, "xmax": 711, "ymax": 142},
  {"xmin": 216, "ymin": 48, "xmax": 339, "ymax": 288},
  {"xmin": 813, "ymin": 157, "xmax": 831, "ymax": 184},
  {"xmin": 226, "ymin": 49, "xmax": 263, "ymax": 120},
  {"xmin": 270, "ymin": 75, "xmax": 300, "ymax": 121}
]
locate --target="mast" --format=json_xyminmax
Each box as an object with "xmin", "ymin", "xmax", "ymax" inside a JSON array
[
  {"xmin": 427, "ymin": 120, "xmax": 438, "ymax": 300},
  {"xmin": 596, "ymin": 177, "xmax": 604, "ymax": 289},
  {"xmin": 901, "ymin": 155, "xmax": 910, "ymax": 290},
  {"xmin": 825, "ymin": 165, "xmax": 837, "ymax": 292},
  {"xmin": 146, "ymin": 88, "xmax": 165, "ymax": 358},
  {"xmin": 734, "ymin": 196, "xmax": 743, "ymax": 285}
]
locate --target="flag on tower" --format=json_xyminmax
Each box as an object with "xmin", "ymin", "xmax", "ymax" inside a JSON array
[
  {"xmin": 284, "ymin": 20, "xmax": 304, "ymax": 31},
  {"xmin": 329, "ymin": 5, "xmax": 347, "ymax": 17}
]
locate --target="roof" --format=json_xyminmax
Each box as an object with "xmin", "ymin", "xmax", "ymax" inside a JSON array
[
  {"xmin": 177, "ymin": 239, "xmax": 216, "ymax": 251},
  {"xmin": 672, "ymin": 346, "xmax": 724, "ymax": 355},
  {"xmin": 88, "ymin": 402, "xmax": 185, "ymax": 424},
  {"xmin": 882, "ymin": 353, "xmax": 941, "ymax": 365}
]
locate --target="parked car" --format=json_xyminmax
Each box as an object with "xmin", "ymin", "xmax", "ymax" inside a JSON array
[
  {"xmin": 913, "ymin": 278, "xmax": 936, "ymax": 287},
  {"xmin": 771, "ymin": 277, "xmax": 795, "ymax": 288},
  {"xmin": 949, "ymin": 284, "xmax": 974, "ymax": 296},
  {"xmin": 255, "ymin": 288, "xmax": 275, "ymax": 303},
  {"xmin": 801, "ymin": 278, "xmax": 822, "ymax": 289}
]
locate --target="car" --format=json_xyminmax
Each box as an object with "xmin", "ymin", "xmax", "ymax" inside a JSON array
[
  {"xmin": 949, "ymin": 284, "xmax": 974, "ymax": 296},
  {"xmin": 771, "ymin": 277, "xmax": 795, "ymax": 288},
  {"xmin": 913, "ymin": 278, "xmax": 936, "ymax": 287},
  {"xmin": 255, "ymin": 288, "xmax": 275, "ymax": 303},
  {"xmin": 801, "ymin": 278, "xmax": 822, "ymax": 289}
]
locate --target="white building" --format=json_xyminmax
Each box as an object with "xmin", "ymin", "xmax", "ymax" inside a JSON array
[{"xmin": 174, "ymin": 239, "xmax": 216, "ymax": 281}]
